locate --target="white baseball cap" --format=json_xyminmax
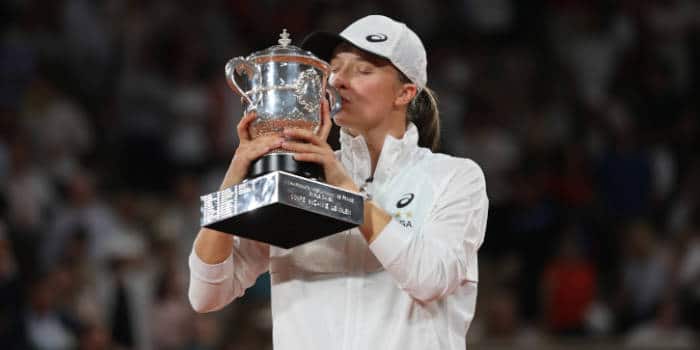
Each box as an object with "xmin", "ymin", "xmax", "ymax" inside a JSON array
[{"xmin": 301, "ymin": 15, "xmax": 427, "ymax": 89}]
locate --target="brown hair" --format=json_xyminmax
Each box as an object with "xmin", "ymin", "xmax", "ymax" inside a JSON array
[{"xmin": 399, "ymin": 73, "xmax": 441, "ymax": 151}]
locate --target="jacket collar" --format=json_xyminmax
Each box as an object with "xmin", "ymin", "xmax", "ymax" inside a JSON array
[{"xmin": 339, "ymin": 122, "xmax": 420, "ymax": 185}]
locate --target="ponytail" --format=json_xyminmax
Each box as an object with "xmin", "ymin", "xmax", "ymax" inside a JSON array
[{"xmin": 407, "ymin": 87, "xmax": 440, "ymax": 151}]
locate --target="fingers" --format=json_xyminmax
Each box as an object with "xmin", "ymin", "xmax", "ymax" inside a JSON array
[
  {"xmin": 283, "ymin": 128, "xmax": 323, "ymax": 146},
  {"xmin": 292, "ymin": 152, "xmax": 324, "ymax": 164},
  {"xmin": 318, "ymin": 100, "xmax": 332, "ymax": 141},
  {"xmin": 236, "ymin": 135, "xmax": 284, "ymax": 162},
  {"xmin": 280, "ymin": 139, "xmax": 323, "ymax": 154},
  {"xmin": 236, "ymin": 111, "xmax": 257, "ymax": 142},
  {"xmin": 253, "ymin": 135, "xmax": 284, "ymax": 158},
  {"xmin": 282, "ymin": 138, "xmax": 333, "ymax": 167}
]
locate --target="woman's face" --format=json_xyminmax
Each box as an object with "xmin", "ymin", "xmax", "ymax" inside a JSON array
[{"xmin": 328, "ymin": 45, "xmax": 408, "ymax": 133}]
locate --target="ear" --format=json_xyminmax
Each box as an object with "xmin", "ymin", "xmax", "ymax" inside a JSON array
[{"xmin": 395, "ymin": 83, "xmax": 418, "ymax": 107}]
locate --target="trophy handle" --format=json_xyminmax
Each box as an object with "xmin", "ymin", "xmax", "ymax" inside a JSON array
[
  {"xmin": 326, "ymin": 86, "xmax": 342, "ymax": 116},
  {"xmin": 225, "ymin": 57, "xmax": 258, "ymax": 108}
]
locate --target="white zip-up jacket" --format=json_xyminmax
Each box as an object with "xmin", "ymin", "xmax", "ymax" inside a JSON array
[{"xmin": 189, "ymin": 123, "xmax": 488, "ymax": 349}]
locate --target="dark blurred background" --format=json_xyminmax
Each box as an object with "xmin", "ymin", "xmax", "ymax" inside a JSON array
[{"xmin": 1, "ymin": 0, "xmax": 699, "ymax": 349}]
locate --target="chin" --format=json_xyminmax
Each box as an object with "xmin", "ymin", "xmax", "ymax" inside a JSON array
[
  {"xmin": 332, "ymin": 112, "xmax": 352, "ymax": 128},
  {"xmin": 333, "ymin": 112, "xmax": 375, "ymax": 135}
]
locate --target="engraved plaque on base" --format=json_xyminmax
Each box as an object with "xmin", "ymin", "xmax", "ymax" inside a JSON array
[{"xmin": 201, "ymin": 171, "xmax": 364, "ymax": 248}]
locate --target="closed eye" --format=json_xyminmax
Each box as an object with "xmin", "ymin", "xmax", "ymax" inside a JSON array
[{"xmin": 357, "ymin": 64, "xmax": 374, "ymax": 74}]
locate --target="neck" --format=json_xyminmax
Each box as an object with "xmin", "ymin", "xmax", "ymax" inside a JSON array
[
  {"xmin": 361, "ymin": 112, "xmax": 407, "ymax": 173},
  {"xmin": 364, "ymin": 129, "xmax": 385, "ymax": 173}
]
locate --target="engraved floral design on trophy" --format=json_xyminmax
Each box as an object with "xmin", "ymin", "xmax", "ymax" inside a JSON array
[{"xmin": 295, "ymin": 69, "xmax": 322, "ymax": 114}]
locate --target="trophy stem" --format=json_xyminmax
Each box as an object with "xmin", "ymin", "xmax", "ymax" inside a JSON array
[{"xmin": 247, "ymin": 153, "xmax": 324, "ymax": 180}]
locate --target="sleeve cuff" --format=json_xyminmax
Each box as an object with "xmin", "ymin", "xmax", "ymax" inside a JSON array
[
  {"xmin": 369, "ymin": 219, "xmax": 414, "ymax": 267},
  {"xmin": 189, "ymin": 249, "xmax": 234, "ymax": 284}
]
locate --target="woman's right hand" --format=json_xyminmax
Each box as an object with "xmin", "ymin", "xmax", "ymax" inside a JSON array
[{"xmin": 219, "ymin": 111, "xmax": 284, "ymax": 189}]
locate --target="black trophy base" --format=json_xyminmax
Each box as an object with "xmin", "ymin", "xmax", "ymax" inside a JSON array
[
  {"xmin": 248, "ymin": 153, "xmax": 323, "ymax": 180},
  {"xmin": 206, "ymin": 202, "xmax": 353, "ymax": 248},
  {"xmin": 200, "ymin": 171, "xmax": 363, "ymax": 248}
]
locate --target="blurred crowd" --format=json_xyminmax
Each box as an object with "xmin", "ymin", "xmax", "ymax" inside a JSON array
[{"xmin": 1, "ymin": 0, "xmax": 699, "ymax": 349}]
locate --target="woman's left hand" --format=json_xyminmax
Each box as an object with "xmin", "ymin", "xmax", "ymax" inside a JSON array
[{"xmin": 280, "ymin": 100, "xmax": 358, "ymax": 192}]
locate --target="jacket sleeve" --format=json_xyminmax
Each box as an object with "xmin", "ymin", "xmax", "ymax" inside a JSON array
[
  {"xmin": 368, "ymin": 159, "xmax": 488, "ymax": 302},
  {"xmin": 188, "ymin": 236, "xmax": 269, "ymax": 312}
]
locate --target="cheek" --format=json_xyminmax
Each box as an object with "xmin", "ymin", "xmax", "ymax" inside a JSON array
[
  {"xmin": 333, "ymin": 74, "xmax": 398, "ymax": 128},
  {"xmin": 353, "ymin": 78, "xmax": 395, "ymax": 108}
]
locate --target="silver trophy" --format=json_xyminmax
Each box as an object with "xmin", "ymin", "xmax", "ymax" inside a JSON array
[
  {"xmin": 225, "ymin": 29, "xmax": 341, "ymax": 178},
  {"xmin": 200, "ymin": 30, "xmax": 363, "ymax": 248}
]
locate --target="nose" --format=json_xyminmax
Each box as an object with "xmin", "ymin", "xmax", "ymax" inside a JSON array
[{"xmin": 329, "ymin": 68, "xmax": 348, "ymax": 90}]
